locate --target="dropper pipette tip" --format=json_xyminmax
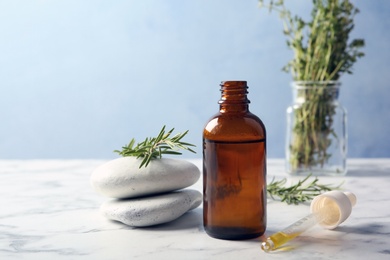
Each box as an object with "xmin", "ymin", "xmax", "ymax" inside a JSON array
[{"xmin": 261, "ymin": 238, "xmax": 274, "ymax": 252}]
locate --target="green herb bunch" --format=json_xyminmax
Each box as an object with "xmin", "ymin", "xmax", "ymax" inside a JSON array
[
  {"xmin": 259, "ymin": 0, "xmax": 365, "ymax": 81},
  {"xmin": 259, "ymin": 0, "xmax": 364, "ymax": 172},
  {"xmin": 114, "ymin": 126, "xmax": 196, "ymax": 168}
]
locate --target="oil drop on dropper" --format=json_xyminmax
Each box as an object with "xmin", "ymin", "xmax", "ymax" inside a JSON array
[{"xmin": 261, "ymin": 190, "xmax": 357, "ymax": 252}]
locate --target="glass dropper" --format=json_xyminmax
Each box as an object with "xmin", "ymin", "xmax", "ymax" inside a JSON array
[
  {"xmin": 261, "ymin": 191, "xmax": 356, "ymax": 253},
  {"xmin": 261, "ymin": 211, "xmax": 325, "ymax": 252}
]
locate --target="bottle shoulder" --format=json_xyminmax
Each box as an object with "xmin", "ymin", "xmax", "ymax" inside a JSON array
[{"xmin": 203, "ymin": 112, "xmax": 266, "ymax": 141}]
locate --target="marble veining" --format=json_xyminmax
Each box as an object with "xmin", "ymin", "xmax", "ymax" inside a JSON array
[{"xmin": 0, "ymin": 159, "xmax": 389, "ymax": 259}]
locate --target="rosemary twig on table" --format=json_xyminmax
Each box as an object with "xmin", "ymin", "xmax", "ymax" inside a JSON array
[
  {"xmin": 114, "ymin": 126, "xmax": 196, "ymax": 168},
  {"xmin": 267, "ymin": 174, "xmax": 343, "ymax": 205}
]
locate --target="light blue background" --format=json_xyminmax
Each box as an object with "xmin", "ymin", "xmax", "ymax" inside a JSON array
[{"xmin": 0, "ymin": 0, "xmax": 389, "ymax": 159}]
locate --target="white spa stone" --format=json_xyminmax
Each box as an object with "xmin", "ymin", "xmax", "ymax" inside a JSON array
[
  {"xmin": 90, "ymin": 157, "xmax": 200, "ymax": 199},
  {"xmin": 101, "ymin": 189, "xmax": 202, "ymax": 227}
]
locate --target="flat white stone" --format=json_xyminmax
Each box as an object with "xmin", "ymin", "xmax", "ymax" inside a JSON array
[
  {"xmin": 90, "ymin": 157, "xmax": 200, "ymax": 199},
  {"xmin": 101, "ymin": 189, "xmax": 202, "ymax": 227}
]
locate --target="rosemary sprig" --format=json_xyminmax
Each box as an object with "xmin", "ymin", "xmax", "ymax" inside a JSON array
[
  {"xmin": 267, "ymin": 174, "xmax": 343, "ymax": 205},
  {"xmin": 258, "ymin": 0, "xmax": 365, "ymax": 81},
  {"xmin": 114, "ymin": 126, "xmax": 196, "ymax": 168},
  {"xmin": 259, "ymin": 0, "xmax": 364, "ymax": 171}
]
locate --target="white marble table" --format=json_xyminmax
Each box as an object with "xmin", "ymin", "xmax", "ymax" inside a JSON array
[{"xmin": 0, "ymin": 159, "xmax": 389, "ymax": 259}]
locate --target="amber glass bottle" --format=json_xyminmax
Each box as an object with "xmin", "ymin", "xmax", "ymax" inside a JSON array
[{"xmin": 203, "ymin": 81, "xmax": 267, "ymax": 240}]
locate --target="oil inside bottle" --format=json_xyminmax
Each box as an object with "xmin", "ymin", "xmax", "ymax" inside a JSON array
[{"xmin": 203, "ymin": 138, "xmax": 266, "ymax": 240}]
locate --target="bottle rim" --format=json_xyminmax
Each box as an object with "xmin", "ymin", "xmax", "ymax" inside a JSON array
[{"xmin": 291, "ymin": 81, "xmax": 341, "ymax": 89}]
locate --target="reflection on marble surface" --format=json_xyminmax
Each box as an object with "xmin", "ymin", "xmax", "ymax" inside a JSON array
[{"xmin": 0, "ymin": 159, "xmax": 389, "ymax": 259}]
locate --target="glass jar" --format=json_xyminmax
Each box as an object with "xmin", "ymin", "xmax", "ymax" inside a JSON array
[
  {"xmin": 286, "ymin": 81, "xmax": 347, "ymax": 176},
  {"xmin": 203, "ymin": 81, "xmax": 267, "ymax": 240}
]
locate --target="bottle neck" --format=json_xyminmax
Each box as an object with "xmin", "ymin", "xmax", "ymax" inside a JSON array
[{"xmin": 218, "ymin": 81, "xmax": 250, "ymax": 113}]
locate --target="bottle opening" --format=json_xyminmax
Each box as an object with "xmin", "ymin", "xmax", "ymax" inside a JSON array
[{"xmin": 219, "ymin": 81, "xmax": 250, "ymax": 105}]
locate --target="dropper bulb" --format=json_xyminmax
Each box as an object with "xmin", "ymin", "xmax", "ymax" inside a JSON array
[
  {"xmin": 310, "ymin": 190, "xmax": 356, "ymax": 230},
  {"xmin": 344, "ymin": 191, "xmax": 357, "ymax": 206}
]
